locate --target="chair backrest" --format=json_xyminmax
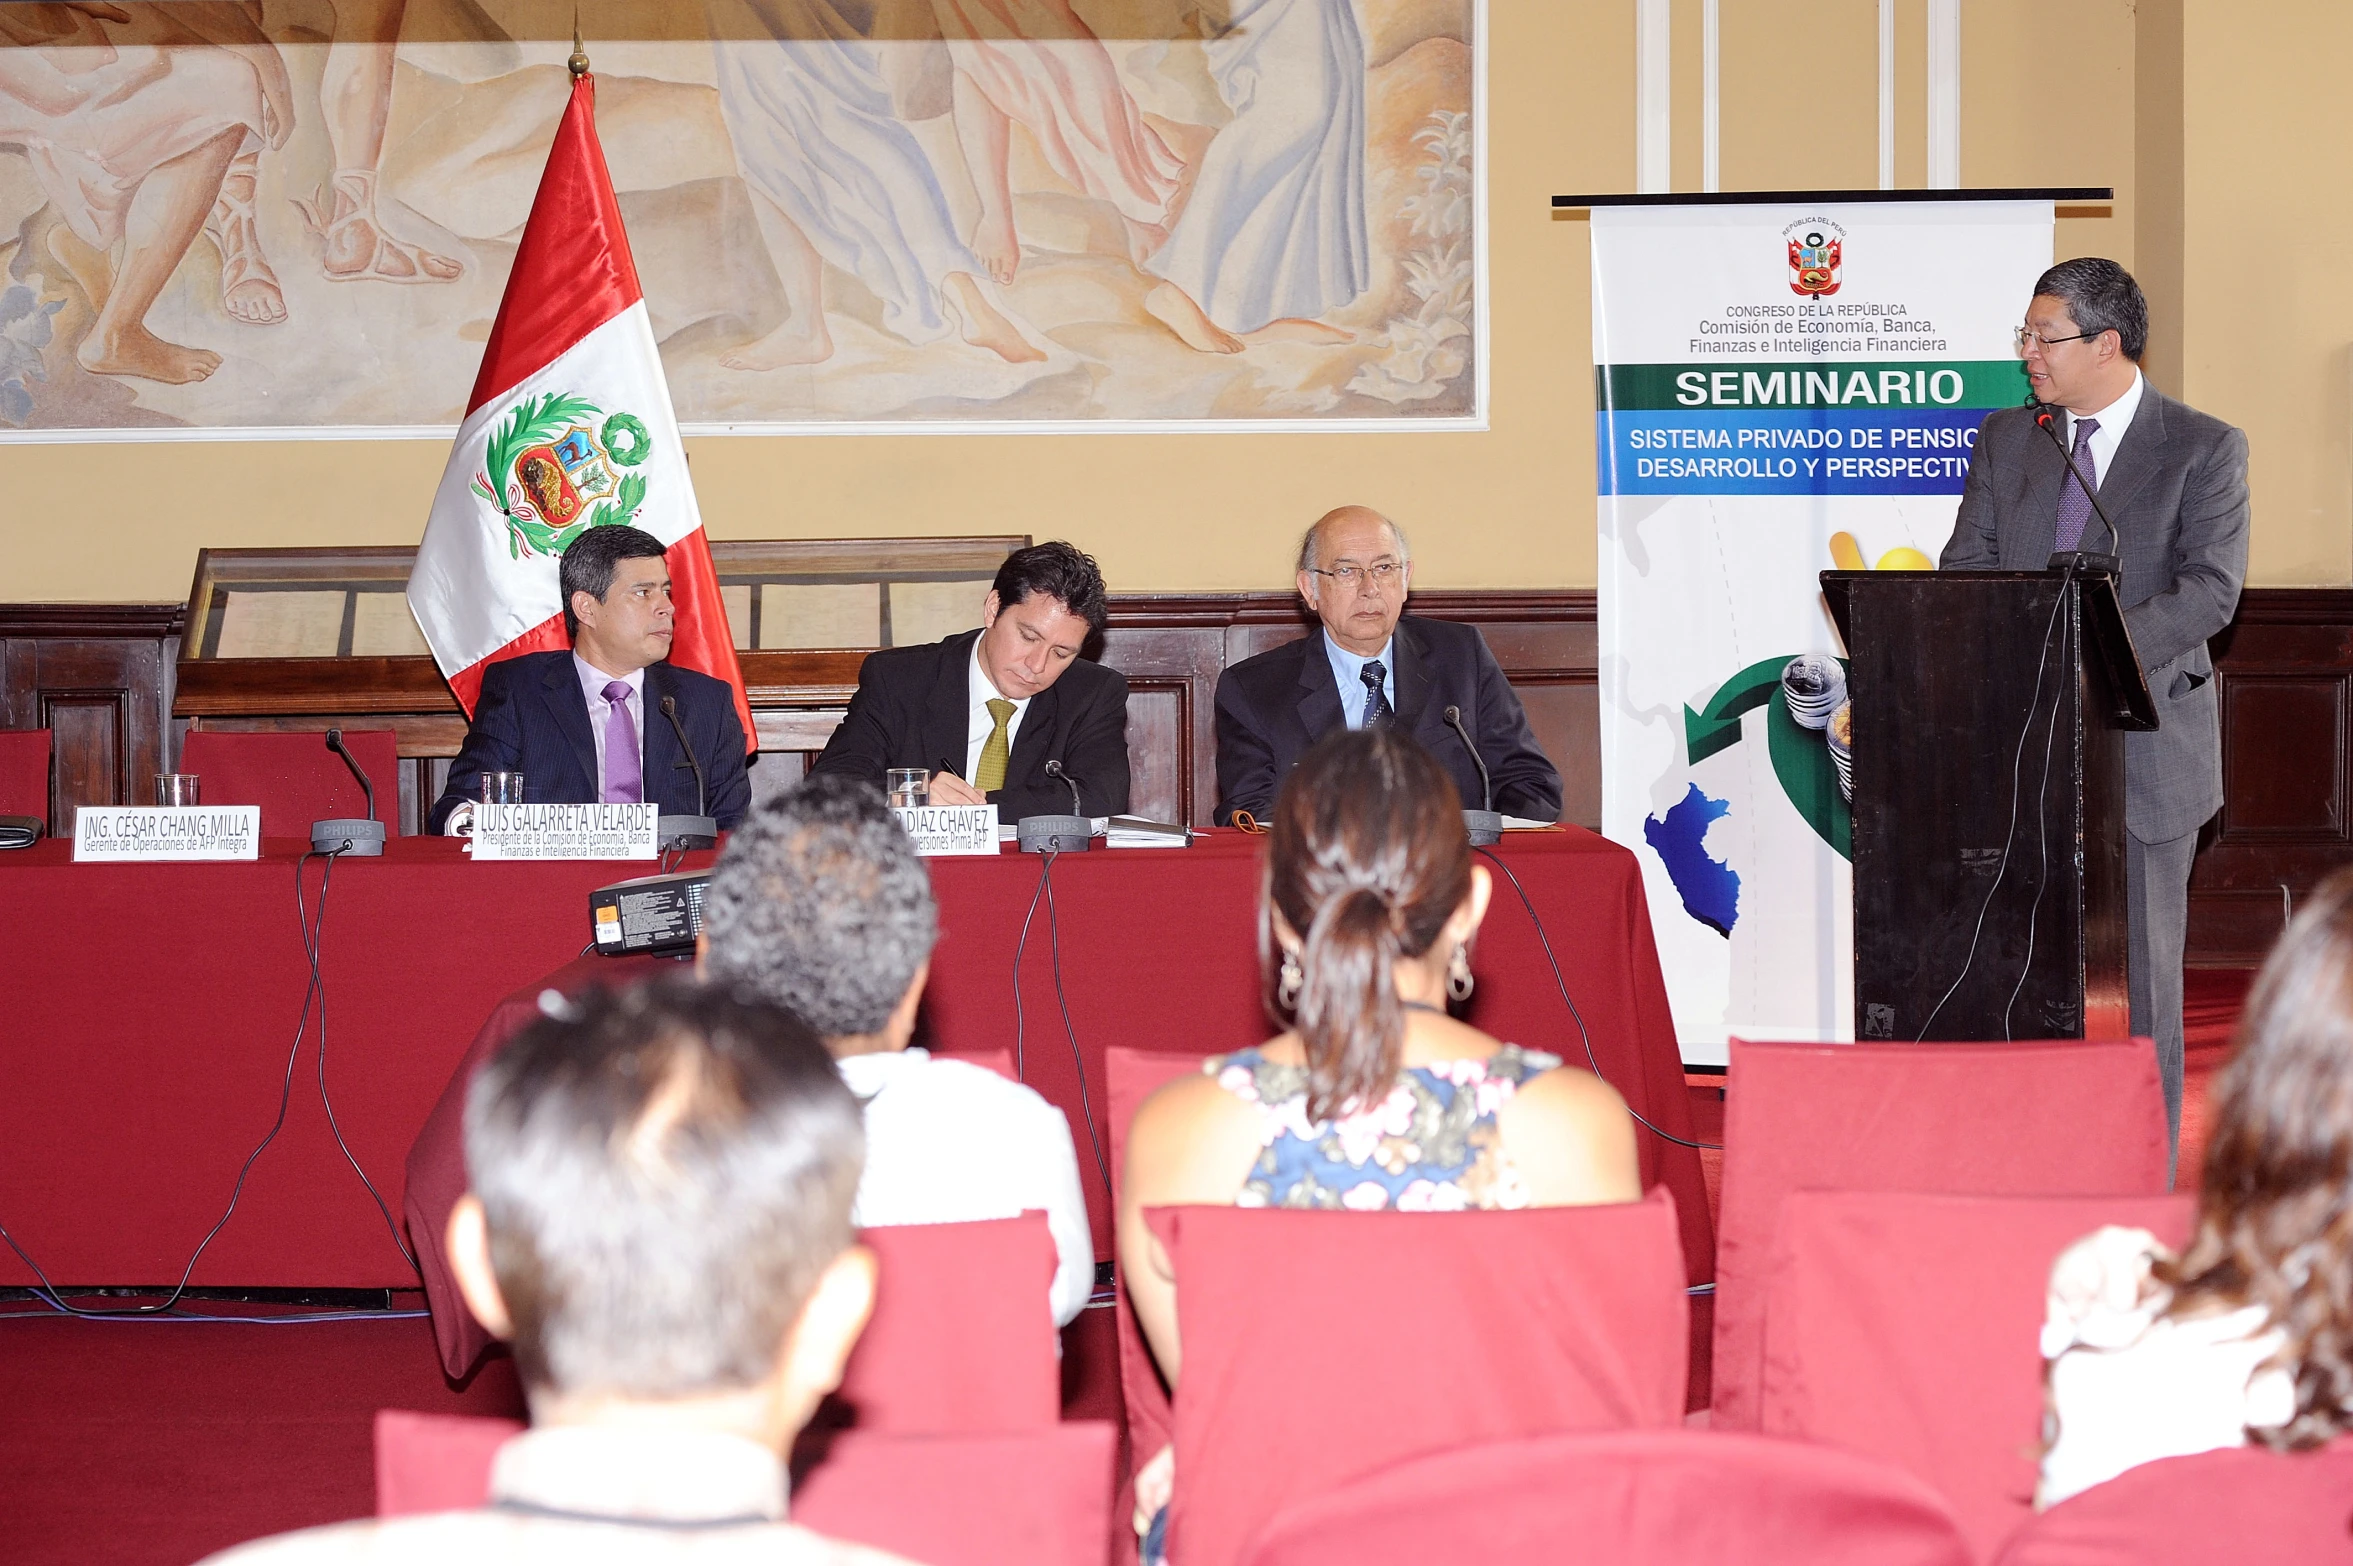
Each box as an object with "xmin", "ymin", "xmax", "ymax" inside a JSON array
[
  {"xmin": 837, "ymin": 1212, "xmax": 1061, "ymax": 1433},
  {"xmin": 1235, "ymin": 1428, "xmax": 1972, "ymax": 1566},
  {"xmin": 0, "ymin": 729, "xmax": 52, "ymax": 827},
  {"xmin": 375, "ymin": 1409, "xmax": 524, "ymax": 1517},
  {"xmin": 796, "ymin": 1423, "xmax": 1117, "ymax": 1566},
  {"xmin": 1713, "ymin": 1036, "xmax": 2169, "ymax": 1430},
  {"xmin": 1761, "ymin": 1188, "xmax": 2197, "ymax": 1559},
  {"xmin": 1106, "ymin": 1046, "xmax": 1211, "ymax": 1476},
  {"xmin": 178, "ymin": 729, "xmax": 402, "ymax": 838},
  {"xmin": 1152, "ymin": 1191, "xmax": 1690, "ymax": 1566},
  {"xmin": 375, "ymin": 1410, "xmax": 1117, "ymax": 1566},
  {"xmin": 1990, "ymin": 1440, "xmax": 2353, "ymax": 1566}
]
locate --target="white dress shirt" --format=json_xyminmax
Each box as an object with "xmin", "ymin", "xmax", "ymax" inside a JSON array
[
  {"xmin": 2063, "ymin": 368, "xmax": 2145, "ymax": 510},
  {"xmin": 574, "ymin": 655, "xmax": 646, "ymax": 801},
  {"xmin": 961, "ymin": 639, "xmax": 1031, "ymax": 782},
  {"xmin": 1323, "ymin": 630, "xmax": 1396, "ymax": 729},
  {"xmin": 834, "ymin": 1047, "xmax": 1094, "ymax": 1328}
]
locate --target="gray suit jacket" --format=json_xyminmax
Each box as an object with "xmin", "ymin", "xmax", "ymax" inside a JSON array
[{"xmin": 1939, "ymin": 385, "xmax": 2249, "ymax": 843}]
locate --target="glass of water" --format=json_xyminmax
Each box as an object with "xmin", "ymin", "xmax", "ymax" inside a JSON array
[
  {"xmin": 887, "ymin": 768, "xmax": 929, "ymax": 808},
  {"xmin": 154, "ymin": 773, "xmax": 200, "ymax": 807},
  {"xmin": 481, "ymin": 772, "xmax": 526, "ymax": 807}
]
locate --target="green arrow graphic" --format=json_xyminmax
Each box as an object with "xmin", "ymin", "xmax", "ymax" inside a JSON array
[{"xmin": 1681, "ymin": 655, "xmax": 1852, "ymax": 861}]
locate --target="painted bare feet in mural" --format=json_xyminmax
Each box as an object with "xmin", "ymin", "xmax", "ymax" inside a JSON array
[
  {"xmin": 1246, "ymin": 318, "xmax": 1355, "ymax": 345},
  {"xmin": 55, "ymin": 127, "xmax": 245, "ymax": 384},
  {"xmin": 943, "ymin": 272, "xmax": 1046, "ymax": 363},
  {"xmin": 298, "ymin": 170, "xmax": 461, "ymax": 282},
  {"xmin": 1142, "ymin": 281, "xmax": 1244, "ymax": 355},
  {"xmin": 203, "ymin": 150, "xmax": 287, "ymax": 324}
]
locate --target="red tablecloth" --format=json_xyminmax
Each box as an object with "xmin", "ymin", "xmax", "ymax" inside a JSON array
[{"xmin": 0, "ymin": 829, "xmax": 1711, "ymax": 1292}]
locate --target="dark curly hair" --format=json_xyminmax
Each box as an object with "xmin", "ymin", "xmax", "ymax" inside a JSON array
[
  {"xmin": 2153, "ymin": 866, "xmax": 2353, "ymax": 1448},
  {"xmin": 991, "ymin": 541, "xmax": 1108, "ymax": 635},
  {"xmin": 1259, "ymin": 727, "xmax": 1470, "ymax": 1122}
]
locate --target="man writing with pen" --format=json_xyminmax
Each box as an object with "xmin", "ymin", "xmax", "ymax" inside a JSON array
[{"xmin": 810, "ymin": 541, "xmax": 1132, "ymax": 819}]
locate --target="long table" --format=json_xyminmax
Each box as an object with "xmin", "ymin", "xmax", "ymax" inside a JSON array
[{"xmin": 0, "ymin": 829, "xmax": 1711, "ymax": 1294}]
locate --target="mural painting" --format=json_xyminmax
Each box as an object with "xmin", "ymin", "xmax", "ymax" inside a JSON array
[{"xmin": 0, "ymin": 0, "xmax": 1479, "ymax": 432}]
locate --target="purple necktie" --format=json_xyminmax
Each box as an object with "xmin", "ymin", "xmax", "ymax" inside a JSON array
[
  {"xmin": 2054, "ymin": 415, "xmax": 2101, "ymax": 552},
  {"xmin": 600, "ymin": 680, "xmax": 642, "ymax": 804}
]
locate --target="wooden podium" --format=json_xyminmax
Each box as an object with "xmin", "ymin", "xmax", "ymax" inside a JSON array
[{"xmin": 1824, "ymin": 567, "xmax": 2155, "ymax": 1042}]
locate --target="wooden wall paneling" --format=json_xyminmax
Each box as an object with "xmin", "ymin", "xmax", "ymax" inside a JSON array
[
  {"xmin": 2188, "ymin": 590, "xmax": 2353, "ymax": 965},
  {"xmin": 0, "ymin": 606, "xmax": 180, "ymax": 831}
]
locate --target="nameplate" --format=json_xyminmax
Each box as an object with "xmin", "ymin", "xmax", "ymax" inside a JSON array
[
  {"xmin": 892, "ymin": 804, "xmax": 1000, "ymax": 857},
  {"xmin": 74, "ymin": 806, "xmax": 260, "ymax": 862},
  {"xmin": 473, "ymin": 803, "xmax": 659, "ymax": 861}
]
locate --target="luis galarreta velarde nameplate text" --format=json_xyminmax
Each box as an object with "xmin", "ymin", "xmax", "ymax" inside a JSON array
[
  {"xmin": 893, "ymin": 804, "xmax": 999, "ymax": 856},
  {"xmin": 472, "ymin": 802, "xmax": 660, "ymax": 861},
  {"xmin": 75, "ymin": 807, "xmax": 261, "ymax": 862}
]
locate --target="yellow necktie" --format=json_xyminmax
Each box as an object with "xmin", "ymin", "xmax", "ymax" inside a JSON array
[{"xmin": 975, "ymin": 698, "xmax": 1015, "ymax": 792}]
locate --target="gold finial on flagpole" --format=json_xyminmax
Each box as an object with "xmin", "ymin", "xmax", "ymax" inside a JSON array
[{"xmin": 568, "ymin": 9, "xmax": 589, "ymax": 78}]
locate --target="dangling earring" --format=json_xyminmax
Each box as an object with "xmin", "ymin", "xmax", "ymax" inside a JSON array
[
  {"xmin": 1446, "ymin": 942, "xmax": 1474, "ymax": 1002},
  {"xmin": 1278, "ymin": 949, "xmax": 1304, "ymax": 1010}
]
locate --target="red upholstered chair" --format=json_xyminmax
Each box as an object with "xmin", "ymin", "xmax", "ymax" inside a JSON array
[
  {"xmin": 178, "ymin": 728, "xmax": 402, "ymax": 838},
  {"xmin": 1235, "ymin": 1428, "xmax": 1972, "ymax": 1566},
  {"xmin": 835, "ymin": 1212, "xmax": 1061, "ymax": 1432},
  {"xmin": 1106, "ymin": 1046, "xmax": 1211, "ymax": 1478},
  {"xmin": 1712, "ymin": 1036, "xmax": 2169, "ymax": 1431},
  {"xmin": 797, "ymin": 1424, "xmax": 1118, "ymax": 1566},
  {"xmin": 375, "ymin": 1411, "xmax": 1118, "ymax": 1566},
  {"xmin": 375, "ymin": 1409, "xmax": 523, "ymax": 1517},
  {"xmin": 1990, "ymin": 1441, "xmax": 2353, "ymax": 1566},
  {"xmin": 1149, "ymin": 1190, "xmax": 1691, "ymax": 1566},
  {"xmin": 0, "ymin": 729, "xmax": 51, "ymax": 827},
  {"xmin": 1759, "ymin": 1188, "xmax": 2196, "ymax": 1559}
]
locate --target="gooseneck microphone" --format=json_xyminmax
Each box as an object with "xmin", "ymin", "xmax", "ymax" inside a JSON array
[
  {"xmin": 657, "ymin": 695, "xmax": 718, "ymax": 850},
  {"xmin": 2027, "ymin": 394, "xmax": 2122, "ymax": 573},
  {"xmin": 1443, "ymin": 705, "xmax": 1503, "ymax": 846},
  {"xmin": 313, "ymin": 728, "xmax": 386, "ymax": 856},
  {"xmin": 1019, "ymin": 760, "xmax": 1094, "ymax": 854}
]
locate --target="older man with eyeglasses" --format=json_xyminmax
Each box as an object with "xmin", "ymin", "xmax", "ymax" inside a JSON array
[
  {"xmin": 1211, "ymin": 504, "xmax": 1563, "ymax": 825},
  {"xmin": 1940, "ymin": 258, "xmax": 2249, "ymax": 1176}
]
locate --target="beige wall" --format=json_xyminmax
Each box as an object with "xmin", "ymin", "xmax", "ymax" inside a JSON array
[{"xmin": 3, "ymin": 1, "xmax": 2343, "ymax": 600}]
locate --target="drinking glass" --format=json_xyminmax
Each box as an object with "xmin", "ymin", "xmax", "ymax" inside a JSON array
[
  {"xmin": 154, "ymin": 773, "xmax": 200, "ymax": 807},
  {"xmin": 887, "ymin": 768, "xmax": 929, "ymax": 808},
  {"xmin": 481, "ymin": 772, "xmax": 526, "ymax": 806}
]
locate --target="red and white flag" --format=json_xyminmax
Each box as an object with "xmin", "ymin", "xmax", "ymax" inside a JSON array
[{"xmin": 407, "ymin": 71, "xmax": 749, "ymax": 747}]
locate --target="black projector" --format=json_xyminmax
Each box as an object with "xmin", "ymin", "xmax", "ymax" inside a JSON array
[{"xmin": 590, "ymin": 868, "xmax": 713, "ymax": 957}]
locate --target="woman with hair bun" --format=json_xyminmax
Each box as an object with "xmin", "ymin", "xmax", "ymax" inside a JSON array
[
  {"xmin": 2037, "ymin": 866, "xmax": 2353, "ymax": 1508},
  {"xmin": 1118, "ymin": 727, "xmax": 1640, "ymax": 1557}
]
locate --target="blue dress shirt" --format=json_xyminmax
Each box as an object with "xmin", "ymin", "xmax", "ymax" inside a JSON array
[{"xmin": 1323, "ymin": 630, "xmax": 1396, "ymax": 729}]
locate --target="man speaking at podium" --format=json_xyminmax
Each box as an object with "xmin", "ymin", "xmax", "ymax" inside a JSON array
[
  {"xmin": 1213, "ymin": 505, "xmax": 1562, "ymax": 825},
  {"xmin": 430, "ymin": 525, "xmax": 752, "ymax": 835},
  {"xmin": 1939, "ymin": 258, "xmax": 2248, "ymax": 1159},
  {"xmin": 809, "ymin": 541, "xmax": 1131, "ymax": 818}
]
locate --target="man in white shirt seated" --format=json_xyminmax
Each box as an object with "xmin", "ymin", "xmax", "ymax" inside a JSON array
[
  {"xmin": 207, "ymin": 982, "xmax": 914, "ymax": 1565},
  {"xmin": 700, "ymin": 774, "xmax": 1095, "ymax": 1329}
]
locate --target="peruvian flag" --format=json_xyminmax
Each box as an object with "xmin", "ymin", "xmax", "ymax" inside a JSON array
[{"xmin": 406, "ymin": 70, "xmax": 750, "ymax": 748}]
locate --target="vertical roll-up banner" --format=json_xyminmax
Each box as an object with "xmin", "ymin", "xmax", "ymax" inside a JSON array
[{"xmin": 1596, "ymin": 199, "xmax": 2053, "ymax": 1063}]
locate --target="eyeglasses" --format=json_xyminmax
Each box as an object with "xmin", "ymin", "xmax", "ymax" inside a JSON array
[
  {"xmin": 1308, "ymin": 560, "xmax": 1404, "ymax": 589},
  {"xmin": 2015, "ymin": 326, "xmax": 2097, "ymax": 353}
]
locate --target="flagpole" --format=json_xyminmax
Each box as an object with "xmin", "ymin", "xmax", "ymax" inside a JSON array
[{"xmin": 569, "ymin": 14, "xmax": 589, "ymax": 79}]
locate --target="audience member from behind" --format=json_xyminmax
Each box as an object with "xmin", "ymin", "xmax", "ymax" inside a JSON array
[
  {"xmin": 2038, "ymin": 868, "xmax": 2353, "ymax": 1508},
  {"xmin": 205, "ymin": 980, "xmax": 912, "ymax": 1565},
  {"xmin": 1119, "ymin": 727, "xmax": 1640, "ymax": 1554},
  {"xmin": 701, "ymin": 773, "xmax": 1094, "ymax": 1328}
]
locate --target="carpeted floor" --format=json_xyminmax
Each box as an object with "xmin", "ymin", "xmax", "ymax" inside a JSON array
[{"xmin": 2, "ymin": 972, "xmax": 2254, "ymax": 1565}]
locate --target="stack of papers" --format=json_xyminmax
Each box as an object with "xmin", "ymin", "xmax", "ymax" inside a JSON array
[{"xmin": 1101, "ymin": 815, "xmax": 1193, "ymax": 849}]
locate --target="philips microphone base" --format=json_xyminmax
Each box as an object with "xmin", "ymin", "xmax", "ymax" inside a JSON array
[
  {"xmin": 1017, "ymin": 814, "xmax": 1094, "ymax": 853},
  {"xmin": 311, "ymin": 817, "xmax": 386, "ymax": 856},
  {"xmin": 657, "ymin": 814, "xmax": 719, "ymax": 851},
  {"xmin": 1461, "ymin": 808, "xmax": 1503, "ymax": 847}
]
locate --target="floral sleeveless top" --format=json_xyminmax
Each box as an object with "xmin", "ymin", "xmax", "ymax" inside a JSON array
[{"xmin": 1206, "ymin": 1045, "xmax": 1562, "ymax": 1212}]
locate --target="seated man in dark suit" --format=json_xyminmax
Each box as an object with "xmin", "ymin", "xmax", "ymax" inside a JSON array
[
  {"xmin": 1214, "ymin": 506, "xmax": 1561, "ymax": 825},
  {"xmin": 430, "ymin": 525, "xmax": 751, "ymax": 834},
  {"xmin": 809, "ymin": 540, "xmax": 1130, "ymax": 819}
]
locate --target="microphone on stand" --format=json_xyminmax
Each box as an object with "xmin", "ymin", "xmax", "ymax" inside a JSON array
[
  {"xmin": 1442, "ymin": 705, "xmax": 1503, "ymax": 846},
  {"xmin": 1019, "ymin": 760, "xmax": 1094, "ymax": 854},
  {"xmin": 657, "ymin": 695, "xmax": 718, "ymax": 850},
  {"xmin": 314, "ymin": 729, "xmax": 387, "ymax": 856},
  {"xmin": 2026, "ymin": 393, "xmax": 2122, "ymax": 576}
]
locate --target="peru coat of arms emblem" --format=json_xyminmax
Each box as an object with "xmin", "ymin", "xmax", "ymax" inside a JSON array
[
  {"xmin": 1783, "ymin": 220, "xmax": 1846, "ymax": 297},
  {"xmin": 470, "ymin": 391, "xmax": 655, "ymax": 560}
]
